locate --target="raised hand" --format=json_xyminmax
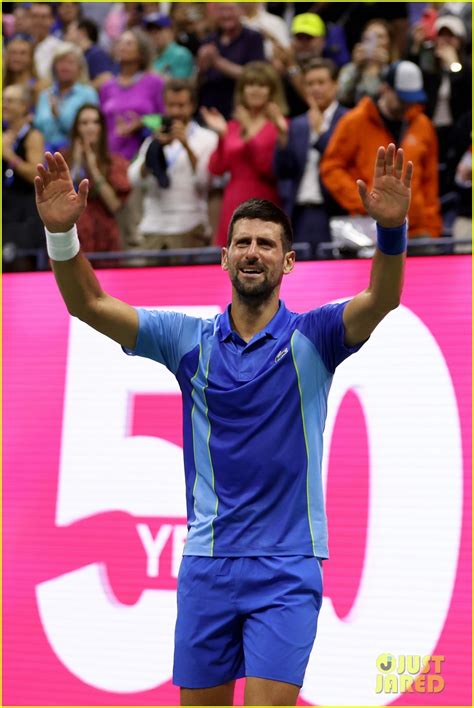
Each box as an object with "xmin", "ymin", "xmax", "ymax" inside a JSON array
[
  {"xmin": 200, "ymin": 106, "xmax": 228, "ymax": 137},
  {"xmin": 81, "ymin": 139, "xmax": 99, "ymax": 174},
  {"xmin": 170, "ymin": 120, "xmax": 188, "ymax": 146},
  {"xmin": 34, "ymin": 151, "xmax": 89, "ymax": 232},
  {"xmin": 266, "ymin": 101, "xmax": 287, "ymax": 135},
  {"xmin": 306, "ymin": 95, "xmax": 323, "ymax": 134},
  {"xmin": 357, "ymin": 144, "xmax": 413, "ymax": 228}
]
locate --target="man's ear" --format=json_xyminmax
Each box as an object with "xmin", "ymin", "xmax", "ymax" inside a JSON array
[
  {"xmin": 221, "ymin": 246, "xmax": 229, "ymax": 271},
  {"xmin": 283, "ymin": 250, "xmax": 296, "ymax": 274}
]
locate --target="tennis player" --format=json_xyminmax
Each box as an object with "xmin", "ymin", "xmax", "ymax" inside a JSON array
[{"xmin": 35, "ymin": 143, "xmax": 412, "ymax": 706}]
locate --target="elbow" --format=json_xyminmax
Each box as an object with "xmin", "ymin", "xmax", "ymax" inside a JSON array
[
  {"xmin": 69, "ymin": 297, "xmax": 100, "ymax": 323},
  {"xmin": 67, "ymin": 304, "xmax": 84, "ymax": 319},
  {"xmin": 379, "ymin": 297, "xmax": 401, "ymax": 314},
  {"xmin": 387, "ymin": 298, "xmax": 401, "ymax": 312}
]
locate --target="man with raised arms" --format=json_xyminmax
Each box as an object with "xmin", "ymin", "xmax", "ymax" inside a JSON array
[{"xmin": 35, "ymin": 143, "xmax": 412, "ymax": 706}]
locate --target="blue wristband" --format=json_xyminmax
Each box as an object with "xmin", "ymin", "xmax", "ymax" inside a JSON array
[{"xmin": 376, "ymin": 221, "xmax": 407, "ymax": 255}]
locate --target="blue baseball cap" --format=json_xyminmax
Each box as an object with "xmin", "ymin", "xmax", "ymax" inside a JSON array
[
  {"xmin": 384, "ymin": 61, "xmax": 427, "ymax": 103},
  {"xmin": 143, "ymin": 13, "xmax": 172, "ymax": 29}
]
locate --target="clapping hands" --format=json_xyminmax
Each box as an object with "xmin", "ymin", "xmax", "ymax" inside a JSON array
[{"xmin": 201, "ymin": 106, "xmax": 228, "ymax": 137}]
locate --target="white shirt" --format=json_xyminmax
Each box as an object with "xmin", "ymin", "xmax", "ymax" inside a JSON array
[
  {"xmin": 296, "ymin": 101, "xmax": 338, "ymax": 205},
  {"xmin": 242, "ymin": 5, "xmax": 290, "ymax": 59},
  {"xmin": 34, "ymin": 35, "xmax": 65, "ymax": 80},
  {"xmin": 432, "ymin": 73, "xmax": 453, "ymax": 128},
  {"xmin": 128, "ymin": 122, "xmax": 218, "ymax": 236}
]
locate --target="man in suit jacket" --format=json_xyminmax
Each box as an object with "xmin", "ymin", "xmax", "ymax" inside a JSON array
[{"xmin": 271, "ymin": 58, "xmax": 347, "ymax": 255}]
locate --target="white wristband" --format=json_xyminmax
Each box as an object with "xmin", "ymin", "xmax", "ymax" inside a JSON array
[{"xmin": 45, "ymin": 225, "xmax": 80, "ymax": 261}]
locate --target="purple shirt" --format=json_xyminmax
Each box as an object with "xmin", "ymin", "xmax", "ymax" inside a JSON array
[{"xmin": 100, "ymin": 72, "xmax": 164, "ymax": 160}]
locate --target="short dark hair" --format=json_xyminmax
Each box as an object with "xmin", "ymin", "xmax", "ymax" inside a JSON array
[
  {"xmin": 78, "ymin": 18, "xmax": 99, "ymax": 44},
  {"xmin": 164, "ymin": 77, "xmax": 197, "ymax": 104},
  {"xmin": 227, "ymin": 199, "xmax": 293, "ymax": 252},
  {"xmin": 302, "ymin": 57, "xmax": 339, "ymax": 81}
]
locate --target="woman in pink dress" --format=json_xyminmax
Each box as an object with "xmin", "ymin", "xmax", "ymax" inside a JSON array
[{"xmin": 202, "ymin": 61, "xmax": 287, "ymax": 246}]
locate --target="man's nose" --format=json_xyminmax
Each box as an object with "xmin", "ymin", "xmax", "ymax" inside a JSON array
[{"xmin": 245, "ymin": 241, "xmax": 259, "ymax": 257}]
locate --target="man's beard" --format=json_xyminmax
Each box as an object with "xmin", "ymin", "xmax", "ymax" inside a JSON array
[{"xmin": 230, "ymin": 269, "xmax": 280, "ymax": 307}]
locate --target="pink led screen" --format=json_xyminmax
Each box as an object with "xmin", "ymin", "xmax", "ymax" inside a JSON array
[{"xmin": 3, "ymin": 256, "xmax": 471, "ymax": 706}]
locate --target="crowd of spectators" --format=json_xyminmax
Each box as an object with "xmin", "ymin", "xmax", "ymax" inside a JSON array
[{"xmin": 2, "ymin": 1, "xmax": 472, "ymax": 271}]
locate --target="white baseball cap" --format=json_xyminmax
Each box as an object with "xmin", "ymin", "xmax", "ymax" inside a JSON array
[
  {"xmin": 384, "ymin": 61, "xmax": 427, "ymax": 103},
  {"xmin": 434, "ymin": 14, "xmax": 467, "ymax": 39}
]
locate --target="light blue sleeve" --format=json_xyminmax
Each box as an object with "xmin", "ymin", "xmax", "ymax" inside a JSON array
[
  {"xmin": 298, "ymin": 301, "xmax": 368, "ymax": 374},
  {"xmin": 122, "ymin": 307, "xmax": 203, "ymax": 375},
  {"xmin": 57, "ymin": 85, "xmax": 99, "ymax": 134},
  {"xmin": 33, "ymin": 90, "xmax": 51, "ymax": 134}
]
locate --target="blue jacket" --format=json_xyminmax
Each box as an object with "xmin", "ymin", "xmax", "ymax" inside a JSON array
[{"xmin": 273, "ymin": 104, "xmax": 347, "ymax": 218}]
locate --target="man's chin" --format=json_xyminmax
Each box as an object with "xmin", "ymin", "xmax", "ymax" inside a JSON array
[{"xmin": 233, "ymin": 282, "xmax": 275, "ymax": 304}]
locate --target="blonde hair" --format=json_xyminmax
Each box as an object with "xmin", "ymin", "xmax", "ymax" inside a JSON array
[
  {"xmin": 3, "ymin": 82, "xmax": 34, "ymax": 113},
  {"xmin": 5, "ymin": 38, "xmax": 38, "ymax": 87},
  {"xmin": 234, "ymin": 61, "xmax": 288, "ymax": 114},
  {"xmin": 50, "ymin": 42, "xmax": 90, "ymax": 84}
]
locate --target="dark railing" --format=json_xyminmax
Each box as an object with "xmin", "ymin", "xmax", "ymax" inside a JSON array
[{"xmin": 3, "ymin": 237, "xmax": 471, "ymax": 272}]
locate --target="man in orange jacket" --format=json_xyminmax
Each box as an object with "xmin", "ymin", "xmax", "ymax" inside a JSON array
[{"xmin": 320, "ymin": 60, "xmax": 442, "ymax": 238}]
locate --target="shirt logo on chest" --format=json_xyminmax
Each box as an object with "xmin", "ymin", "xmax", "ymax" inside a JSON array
[{"xmin": 275, "ymin": 347, "xmax": 289, "ymax": 364}]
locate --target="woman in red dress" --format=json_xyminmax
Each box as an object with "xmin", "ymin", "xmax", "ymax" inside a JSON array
[
  {"xmin": 64, "ymin": 103, "xmax": 131, "ymax": 265},
  {"xmin": 202, "ymin": 61, "xmax": 287, "ymax": 246}
]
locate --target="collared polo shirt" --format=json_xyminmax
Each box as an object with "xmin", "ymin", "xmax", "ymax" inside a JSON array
[{"xmin": 123, "ymin": 300, "xmax": 366, "ymax": 558}]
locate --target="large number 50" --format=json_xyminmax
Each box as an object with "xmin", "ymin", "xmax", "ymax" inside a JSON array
[{"xmin": 36, "ymin": 304, "xmax": 462, "ymax": 703}]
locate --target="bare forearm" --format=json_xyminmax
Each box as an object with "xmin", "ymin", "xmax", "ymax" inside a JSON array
[
  {"xmin": 96, "ymin": 179, "xmax": 122, "ymax": 213},
  {"xmin": 4, "ymin": 152, "xmax": 37, "ymax": 183},
  {"xmin": 51, "ymin": 249, "xmax": 106, "ymax": 317},
  {"xmin": 214, "ymin": 55, "xmax": 243, "ymax": 80},
  {"xmin": 90, "ymin": 171, "xmax": 121, "ymax": 213},
  {"xmin": 184, "ymin": 143, "xmax": 198, "ymax": 172},
  {"xmin": 367, "ymin": 248, "xmax": 405, "ymax": 312}
]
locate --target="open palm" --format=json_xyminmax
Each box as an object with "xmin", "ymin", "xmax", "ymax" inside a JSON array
[
  {"xmin": 34, "ymin": 152, "xmax": 89, "ymax": 232},
  {"xmin": 200, "ymin": 107, "xmax": 228, "ymax": 137},
  {"xmin": 357, "ymin": 144, "xmax": 413, "ymax": 228}
]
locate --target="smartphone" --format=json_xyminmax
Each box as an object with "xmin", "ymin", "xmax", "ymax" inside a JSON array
[
  {"xmin": 161, "ymin": 116, "xmax": 174, "ymax": 134},
  {"xmin": 362, "ymin": 31, "xmax": 378, "ymax": 59}
]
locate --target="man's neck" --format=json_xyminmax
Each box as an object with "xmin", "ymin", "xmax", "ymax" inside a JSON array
[
  {"xmin": 229, "ymin": 291, "xmax": 280, "ymax": 343},
  {"xmin": 34, "ymin": 31, "xmax": 49, "ymax": 45},
  {"xmin": 244, "ymin": 4, "xmax": 260, "ymax": 19},
  {"xmin": 220, "ymin": 25, "xmax": 242, "ymax": 43},
  {"xmin": 377, "ymin": 96, "xmax": 396, "ymax": 121},
  {"xmin": 157, "ymin": 39, "xmax": 173, "ymax": 56},
  {"xmin": 318, "ymin": 99, "xmax": 335, "ymax": 115}
]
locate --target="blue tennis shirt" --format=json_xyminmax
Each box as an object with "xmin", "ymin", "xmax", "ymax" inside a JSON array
[{"xmin": 123, "ymin": 300, "xmax": 366, "ymax": 558}]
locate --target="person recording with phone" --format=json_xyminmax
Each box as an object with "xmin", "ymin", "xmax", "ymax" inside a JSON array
[
  {"xmin": 127, "ymin": 78, "xmax": 218, "ymax": 253},
  {"xmin": 337, "ymin": 19, "xmax": 396, "ymax": 108}
]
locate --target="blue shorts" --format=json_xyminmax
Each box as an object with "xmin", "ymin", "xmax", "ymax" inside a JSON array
[{"xmin": 173, "ymin": 555, "xmax": 324, "ymax": 689}]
